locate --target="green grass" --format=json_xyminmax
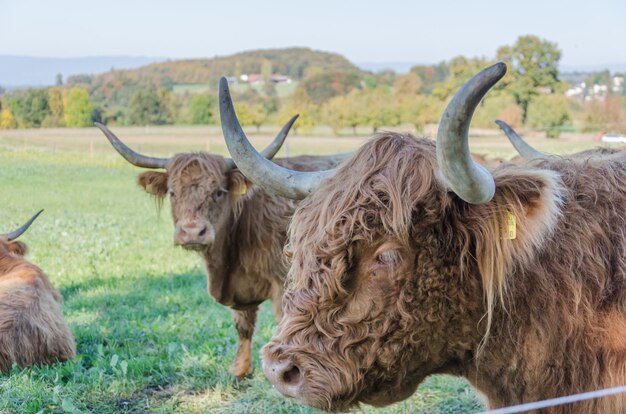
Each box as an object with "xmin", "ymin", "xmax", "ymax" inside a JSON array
[
  {"xmin": 171, "ymin": 82, "xmax": 298, "ymax": 99},
  {"xmin": 0, "ymin": 136, "xmax": 488, "ymax": 413}
]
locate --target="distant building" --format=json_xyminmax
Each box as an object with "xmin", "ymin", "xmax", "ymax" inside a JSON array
[
  {"xmin": 612, "ymin": 76, "xmax": 624, "ymax": 93},
  {"xmin": 239, "ymin": 73, "xmax": 292, "ymax": 84},
  {"xmin": 564, "ymin": 75, "xmax": 624, "ymax": 102}
]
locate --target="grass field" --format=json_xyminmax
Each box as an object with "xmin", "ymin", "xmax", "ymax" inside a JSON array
[
  {"xmin": 172, "ymin": 82, "xmax": 298, "ymax": 98},
  {"xmin": 0, "ymin": 125, "xmax": 620, "ymax": 413}
]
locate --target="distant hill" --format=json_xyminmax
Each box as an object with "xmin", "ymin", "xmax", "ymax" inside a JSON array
[
  {"xmin": 67, "ymin": 47, "xmax": 361, "ymax": 90},
  {"xmin": 0, "ymin": 55, "xmax": 165, "ymax": 89},
  {"xmin": 356, "ymin": 61, "xmax": 416, "ymax": 74}
]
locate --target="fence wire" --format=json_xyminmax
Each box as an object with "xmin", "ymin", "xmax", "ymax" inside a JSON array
[{"xmin": 479, "ymin": 385, "xmax": 626, "ymax": 414}]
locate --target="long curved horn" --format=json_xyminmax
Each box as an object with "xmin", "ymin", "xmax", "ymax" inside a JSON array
[
  {"xmin": 96, "ymin": 115, "xmax": 297, "ymax": 170},
  {"xmin": 261, "ymin": 115, "xmax": 299, "ymax": 159},
  {"xmin": 3, "ymin": 210, "xmax": 43, "ymax": 241},
  {"xmin": 223, "ymin": 114, "xmax": 299, "ymax": 168},
  {"xmin": 436, "ymin": 63, "xmax": 506, "ymax": 204},
  {"xmin": 95, "ymin": 123, "xmax": 169, "ymax": 169},
  {"xmin": 495, "ymin": 120, "xmax": 547, "ymax": 160},
  {"xmin": 219, "ymin": 77, "xmax": 335, "ymax": 199}
]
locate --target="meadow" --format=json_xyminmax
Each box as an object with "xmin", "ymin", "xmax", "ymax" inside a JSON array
[{"xmin": 0, "ymin": 125, "xmax": 614, "ymax": 413}]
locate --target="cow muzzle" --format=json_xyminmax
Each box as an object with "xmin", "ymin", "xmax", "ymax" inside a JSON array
[
  {"xmin": 263, "ymin": 357, "xmax": 303, "ymax": 399},
  {"xmin": 174, "ymin": 221, "xmax": 215, "ymax": 249}
]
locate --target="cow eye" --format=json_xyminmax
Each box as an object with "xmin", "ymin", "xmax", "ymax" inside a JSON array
[
  {"xmin": 169, "ymin": 190, "xmax": 175, "ymax": 198},
  {"xmin": 212, "ymin": 189, "xmax": 225, "ymax": 201},
  {"xmin": 374, "ymin": 249, "xmax": 401, "ymax": 268}
]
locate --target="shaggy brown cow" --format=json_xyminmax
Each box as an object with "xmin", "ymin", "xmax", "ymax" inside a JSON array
[
  {"xmin": 220, "ymin": 65, "xmax": 626, "ymax": 412},
  {"xmin": 0, "ymin": 211, "xmax": 76, "ymax": 372},
  {"xmin": 96, "ymin": 122, "xmax": 345, "ymax": 378}
]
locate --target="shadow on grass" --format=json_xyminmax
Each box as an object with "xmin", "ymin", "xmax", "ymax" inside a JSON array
[{"xmin": 12, "ymin": 270, "xmax": 483, "ymax": 414}]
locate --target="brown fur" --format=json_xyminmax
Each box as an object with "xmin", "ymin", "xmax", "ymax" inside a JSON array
[
  {"xmin": 136, "ymin": 152, "xmax": 344, "ymax": 378},
  {"xmin": 0, "ymin": 238, "xmax": 75, "ymax": 372},
  {"xmin": 262, "ymin": 133, "xmax": 626, "ymax": 412}
]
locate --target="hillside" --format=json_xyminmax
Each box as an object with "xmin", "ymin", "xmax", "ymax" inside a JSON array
[{"xmin": 67, "ymin": 47, "xmax": 362, "ymax": 90}]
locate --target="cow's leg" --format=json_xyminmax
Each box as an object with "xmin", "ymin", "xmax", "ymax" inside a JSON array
[
  {"xmin": 270, "ymin": 285, "xmax": 284, "ymax": 322},
  {"xmin": 229, "ymin": 307, "xmax": 257, "ymax": 378}
]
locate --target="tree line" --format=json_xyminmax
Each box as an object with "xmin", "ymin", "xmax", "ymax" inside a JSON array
[{"xmin": 1, "ymin": 36, "xmax": 625, "ymax": 137}]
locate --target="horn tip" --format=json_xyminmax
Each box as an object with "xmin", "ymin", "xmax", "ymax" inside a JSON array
[
  {"xmin": 219, "ymin": 76, "xmax": 229, "ymax": 90},
  {"xmin": 493, "ymin": 61, "xmax": 507, "ymax": 76},
  {"xmin": 495, "ymin": 119, "xmax": 512, "ymax": 133}
]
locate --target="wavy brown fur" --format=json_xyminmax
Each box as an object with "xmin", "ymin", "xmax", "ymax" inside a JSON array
[
  {"xmin": 0, "ymin": 238, "xmax": 75, "ymax": 372},
  {"xmin": 262, "ymin": 132, "xmax": 626, "ymax": 412},
  {"xmin": 135, "ymin": 152, "xmax": 345, "ymax": 378}
]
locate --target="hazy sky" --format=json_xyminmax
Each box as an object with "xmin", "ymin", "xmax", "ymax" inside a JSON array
[{"xmin": 1, "ymin": 0, "xmax": 624, "ymax": 66}]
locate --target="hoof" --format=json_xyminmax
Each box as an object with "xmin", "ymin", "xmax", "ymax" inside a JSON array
[{"xmin": 229, "ymin": 363, "xmax": 254, "ymax": 379}]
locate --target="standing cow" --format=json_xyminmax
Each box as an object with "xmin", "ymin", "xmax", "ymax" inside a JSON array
[
  {"xmin": 220, "ymin": 64, "xmax": 626, "ymax": 413},
  {"xmin": 0, "ymin": 211, "xmax": 76, "ymax": 372},
  {"xmin": 96, "ymin": 122, "xmax": 345, "ymax": 378}
]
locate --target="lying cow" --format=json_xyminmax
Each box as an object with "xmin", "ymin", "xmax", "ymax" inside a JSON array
[
  {"xmin": 0, "ymin": 211, "xmax": 76, "ymax": 372},
  {"xmin": 220, "ymin": 64, "xmax": 626, "ymax": 413},
  {"xmin": 96, "ymin": 122, "xmax": 345, "ymax": 378}
]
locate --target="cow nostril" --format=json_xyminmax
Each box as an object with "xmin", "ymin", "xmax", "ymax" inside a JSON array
[
  {"xmin": 198, "ymin": 226, "xmax": 207, "ymax": 237},
  {"xmin": 282, "ymin": 364, "xmax": 301, "ymax": 385}
]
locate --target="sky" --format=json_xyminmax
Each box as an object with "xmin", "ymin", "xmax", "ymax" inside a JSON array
[{"xmin": 1, "ymin": 0, "xmax": 625, "ymax": 67}]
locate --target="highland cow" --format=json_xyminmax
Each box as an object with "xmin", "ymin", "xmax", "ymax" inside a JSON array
[
  {"xmin": 219, "ymin": 64, "xmax": 626, "ymax": 412},
  {"xmin": 0, "ymin": 211, "xmax": 76, "ymax": 372},
  {"xmin": 96, "ymin": 122, "xmax": 345, "ymax": 378}
]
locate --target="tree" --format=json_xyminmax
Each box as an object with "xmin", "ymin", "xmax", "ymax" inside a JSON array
[
  {"xmin": 298, "ymin": 67, "xmax": 362, "ymax": 103},
  {"xmin": 43, "ymin": 87, "xmax": 65, "ymax": 127},
  {"xmin": 527, "ymin": 94, "xmax": 571, "ymax": 138},
  {"xmin": 583, "ymin": 95, "xmax": 626, "ymax": 134},
  {"xmin": 361, "ymin": 87, "xmax": 401, "ymax": 133},
  {"xmin": 322, "ymin": 90, "xmax": 365, "ymax": 135},
  {"xmin": 127, "ymin": 88, "xmax": 172, "ymax": 125},
  {"xmin": 472, "ymin": 93, "xmax": 523, "ymax": 129},
  {"xmin": 277, "ymin": 88, "xmax": 316, "ymax": 134},
  {"xmin": 64, "ymin": 87, "xmax": 94, "ymax": 127},
  {"xmin": 0, "ymin": 109, "xmax": 17, "ymax": 129},
  {"xmin": 497, "ymin": 35, "xmax": 562, "ymax": 124},
  {"xmin": 393, "ymin": 72, "xmax": 422, "ymax": 98},
  {"xmin": 399, "ymin": 95, "xmax": 444, "ymax": 133},
  {"xmin": 8, "ymin": 89, "xmax": 50, "ymax": 127},
  {"xmin": 431, "ymin": 56, "xmax": 493, "ymax": 101},
  {"xmin": 234, "ymin": 102, "xmax": 267, "ymax": 131},
  {"xmin": 410, "ymin": 62, "xmax": 449, "ymax": 94},
  {"xmin": 188, "ymin": 94, "xmax": 216, "ymax": 125}
]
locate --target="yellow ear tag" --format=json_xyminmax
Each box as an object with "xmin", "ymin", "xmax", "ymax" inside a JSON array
[
  {"xmin": 236, "ymin": 182, "xmax": 248, "ymax": 195},
  {"xmin": 504, "ymin": 211, "xmax": 516, "ymax": 240},
  {"xmin": 146, "ymin": 183, "xmax": 155, "ymax": 194}
]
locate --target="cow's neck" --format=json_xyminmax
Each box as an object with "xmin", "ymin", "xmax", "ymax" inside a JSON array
[{"xmin": 199, "ymin": 211, "xmax": 237, "ymax": 304}]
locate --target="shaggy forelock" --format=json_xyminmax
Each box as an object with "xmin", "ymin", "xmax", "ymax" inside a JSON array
[{"xmin": 167, "ymin": 153, "xmax": 230, "ymax": 191}]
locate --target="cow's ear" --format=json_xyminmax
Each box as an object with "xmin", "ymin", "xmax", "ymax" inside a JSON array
[
  {"xmin": 7, "ymin": 241, "xmax": 28, "ymax": 257},
  {"xmin": 464, "ymin": 167, "xmax": 563, "ymax": 318},
  {"xmin": 228, "ymin": 170, "xmax": 255, "ymax": 200},
  {"xmin": 137, "ymin": 171, "xmax": 169, "ymax": 199}
]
